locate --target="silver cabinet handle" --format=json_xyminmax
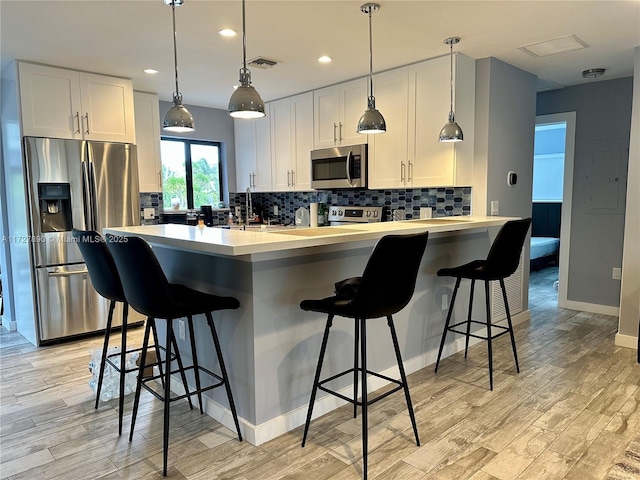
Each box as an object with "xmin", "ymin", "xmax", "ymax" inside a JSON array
[
  {"xmin": 48, "ymin": 268, "xmax": 89, "ymax": 277},
  {"xmin": 333, "ymin": 123, "xmax": 337, "ymax": 143},
  {"xmin": 286, "ymin": 170, "xmax": 291, "ymax": 187},
  {"xmin": 252, "ymin": 173, "xmax": 256, "ymax": 188},
  {"xmin": 339, "ymin": 122, "xmax": 343, "ymax": 142},
  {"xmin": 83, "ymin": 113, "xmax": 90, "ymax": 135},
  {"xmin": 291, "ymin": 170, "xmax": 295, "ymax": 187},
  {"xmin": 74, "ymin": 112, "xmax": 81, "ymax": 134},
  {"xmin": 400, "ymin": 161, "xmax": 406, "ymax": 182},
  {"xmin": 408, "ymin": 161, "xmax": 413, "ymax": 182},
  {"xmin": 248, "ymin": 173, "xmax": 252, "ymax": 189}
]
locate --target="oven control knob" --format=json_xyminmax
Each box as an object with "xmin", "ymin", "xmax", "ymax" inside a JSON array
[
  {"xmin": 373, "ymin": 211, "xmax": 378, "ymax": 217},
  {"xmin": 338, "ymin": 209, "xmax": 343, "ymax": 216},
  {"xmin": 366, "ymin": 211, "xmax": 371, "ymax": 217},
  {"xmin": 331, "ymin": 209, "xmax": 336, "ymax": 216}
]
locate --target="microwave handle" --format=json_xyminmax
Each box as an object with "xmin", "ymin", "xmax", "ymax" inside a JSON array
[{"xmin": 346, "ymin": 149, "xmax": 355, "ymax": 187}]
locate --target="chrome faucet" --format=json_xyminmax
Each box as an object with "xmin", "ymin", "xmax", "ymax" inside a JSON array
[{"xmin": 245, "ymin": 187, "xmax": 252, "ymax": 228}]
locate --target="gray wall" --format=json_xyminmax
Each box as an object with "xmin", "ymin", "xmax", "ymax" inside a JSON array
[
  {"xmin": 537, "ymin": 77, "xmax": 633, "ymax": 308},
  {"xmin": 158, "ymin": 101, "xmax": 237, "ymax": 202}
]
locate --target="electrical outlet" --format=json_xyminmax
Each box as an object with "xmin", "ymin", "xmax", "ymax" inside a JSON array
[
  {"xmin": 273, "ymin": 205, "xmax": 278, "ymax": 215},
  {"xmin": 441, "ymin": 294, "xmax": 448, "ymax": 310},
  {"xmin": 143, "ymin": 207, "xmax": 155, "ymax": 220},
  {"xmin": 612, "ymin": 267, "xmax": 622, "ymax": 280},
  {"xmin": 178, "ymin": 320, "xmax": 186, "ymax": 340},
  {"xmin": 490, "ymin": 201, "xmax": 499, "ymax": 216}
]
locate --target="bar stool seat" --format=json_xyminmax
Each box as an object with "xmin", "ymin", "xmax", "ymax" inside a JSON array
[
  {"xmin": 300, "ymin": 231, "xmax": 428, "ymax": 480},
  {"xmin": 72, "ymin": 228, "xmax": 183, "ymax": 436},
  {"xmin": 106, "ymin": 234, "xmax": 242, "ymax": 477},
  {"xmin": 434, "ymin": 218, "xmax": 532, "ymax": 390}
]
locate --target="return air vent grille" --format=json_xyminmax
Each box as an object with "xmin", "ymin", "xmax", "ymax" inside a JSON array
[
  {"xmin": 247, "ymin": 57, "xmax": 281, "ymax": 69},
  {"xmin": 491, "ymin": 252, "xmax": 524, "ymax": 321}
]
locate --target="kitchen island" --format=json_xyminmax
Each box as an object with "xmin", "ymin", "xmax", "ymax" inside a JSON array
[{"xmin": 105, "ymin": 215, "xmax": 526, "ymax": 445}]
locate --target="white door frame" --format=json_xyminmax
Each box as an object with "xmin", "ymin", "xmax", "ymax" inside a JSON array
[{"xmin": 535, "ymin": 112, "xmax": 576, "ymax": 308}]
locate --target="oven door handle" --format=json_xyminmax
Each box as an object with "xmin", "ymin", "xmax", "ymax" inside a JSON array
[{"xmin": 345, "ymin": 150, "xmax": 355, "ymax": 187}]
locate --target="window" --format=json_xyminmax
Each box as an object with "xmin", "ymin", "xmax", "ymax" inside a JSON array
[{"xmin": 160, "ymin": 138, "xmax": 222, "ymax": 210}]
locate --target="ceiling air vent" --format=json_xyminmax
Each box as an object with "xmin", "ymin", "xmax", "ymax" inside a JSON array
[{"xmin": 247, "ymin": 57, "xmax": 281, "ymax": 69}]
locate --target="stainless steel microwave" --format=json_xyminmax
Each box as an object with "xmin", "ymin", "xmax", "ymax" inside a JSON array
[{"xmin": 310, "ymin": 144, "xmax": 367, "ymax": 189}]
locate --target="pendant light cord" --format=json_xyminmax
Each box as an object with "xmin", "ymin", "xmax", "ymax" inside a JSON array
[
  {"xmin": 449, "ymin": 41, "xmax": 454, "ymax": 114},
  {"xmin": 368, "ymin": 9, "xmax": 373, "ymax": 99},
  {"xmin": 171, "ymin": 1, "xmax": 180, "ymax": 95},
  {"xmin": 241, "ymin": 0, "xmax": 247, "ymax": 73}
]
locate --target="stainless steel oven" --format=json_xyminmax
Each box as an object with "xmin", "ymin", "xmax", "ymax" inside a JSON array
[
  {"xmin": 327, "ymin": 205, "xmax": 382, "ymax": 226},
  {"xmin": 310, "ymin": 144, "xmax": 367, "ymax": 189}
]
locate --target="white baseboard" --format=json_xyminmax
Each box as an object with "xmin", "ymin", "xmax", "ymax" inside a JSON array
[
  {"xmin": 167, "ymin": 309, "xmax": 531, "ymax": 446},
  {"xmin": 615, "ymin": 332, "xmax": 638, "ymax": 350},
  {"xmin": 565, "ymin": 300, "xmax": 619, "ymax": 317}
]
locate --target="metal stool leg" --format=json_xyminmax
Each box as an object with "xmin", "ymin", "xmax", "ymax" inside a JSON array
[
  {"xmin": 465, "ymin": 280, "xmax": 475, "ymax": 358},
  {"xmin": 387, "ymin": 315, "xmax": 419, "ymax": 446},
  {"xmin": 353, "ymin": 319, "xmax": 359, "ymax": 419},
  {"xmin": 186, "ymin": 315, "xmax": 204, "ymax": 414},
  {"xmin": 170, "ymin": 332, "xmax": 194, "ymax": 411},
  {"xmin": 206, "ymin": 311, "xmax": 242, "ymax": 442},
  {"xmin": 117, "ymin": 303, "xmax": 129, "ymax": 436},
  {"xmin": 302, "ymin": 314, "xmax": 334, "ymax": 447},
  {"xmin": 500, "ymin": 279, "xmax": 520, "ymax": 373},
  {"xmin": 150, "ymin": 320, "xmax": 165, "ymax": 387},
  {"xmin": 484, "ymin": 281, "xmax": 494, "ymax": 391},
  {"xmin": 435, "ymin": 277, "xmax": 461, "ymax": 372},
  {"xmin": 162, "ymin": 318, "xmax": 173, "ymax": 476},
  {"xmin": 129, "ymin": 317, "xmax": 152, "ymax": 442},
  {"xmin": 95, "ymin": 300, "xmax": 116, "ymax": 409},
  {"xmin": 360, "ymin": 317, "xmax": 368, "ymax": 480}
]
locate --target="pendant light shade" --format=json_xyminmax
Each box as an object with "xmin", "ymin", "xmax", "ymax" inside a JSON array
[
  {"xmin": 229, "ymin": 0, "xmax": 265, "ymax": 119},
  {"xmin": 163, "ymin": 0, "xmax": 194, "ymax": 132},
  {"xmin": 357, "ymin": 3, "xmax": 386, "ymax": 135},
  {"xmin": 438, "ymin": 37, "xmax": 463, "ymax": 142}
]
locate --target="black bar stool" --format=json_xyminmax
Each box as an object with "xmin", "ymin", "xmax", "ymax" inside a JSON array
[
  {"xmin": 300, "ymin": 232, "xmax": 428, "ymax": 480},
  {"xmin": 72, "ymin": 229, "xmax": 184, "ymax": 435},
  {"xmin": 106, "ymin": 234, "xmax": 242, "ymax": 477},
  {"xmin": 434, "ymin": 218, "xmax": 532, "ymax": 390}
]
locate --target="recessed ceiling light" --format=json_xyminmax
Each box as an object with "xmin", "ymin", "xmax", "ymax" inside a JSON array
[
  {"xmin": 218, "ymin": 29, "xmax": 237, "ymax": 37},
  {"xmin": 318, "ymin": 56, "xmax": 332, "ymax": 64},
  {"xmin": 144, "ymin": 68, "xmax": 158, "ymax": 74}
]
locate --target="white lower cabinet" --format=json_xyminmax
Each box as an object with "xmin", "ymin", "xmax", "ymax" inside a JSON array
[
  {"xmin": 133, "ymin": 92, "xmax": 162, "ymax": 192},
  {"xmin": 271, "ymin": 93, "xmax": 313, "ymax": 191}
]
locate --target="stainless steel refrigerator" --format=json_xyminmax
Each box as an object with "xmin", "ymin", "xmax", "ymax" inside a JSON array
[{"xmin": 21, "ymin": 137, "xmax": 143, "ymax": 344}]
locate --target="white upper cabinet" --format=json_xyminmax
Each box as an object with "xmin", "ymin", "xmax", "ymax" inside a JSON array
[
  {"xmin": 18, "ymin": 62, "xmax": 135, "ymax": 143},
  {"xmin": 234, "ymin": 105, "xmax": 272, "ymax": 192},
  {"xmin": 271, "ymin": 93, "xmax": 314, "ymax": 191},
  {"xmin": 368, "ymin": 54, "xmax": 475, "ymax": 189},
  {"xmin": 133, "ymin": 91, "xmax": 162, "ymax": 192},
  {"xmin": 313, "ymin": 78, "xmax": 368, "ymax": 148}
]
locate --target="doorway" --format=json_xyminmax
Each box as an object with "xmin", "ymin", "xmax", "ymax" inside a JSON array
[{"xmin": 530, "ymin": 112, "xmax": 576, "ymax": 309}]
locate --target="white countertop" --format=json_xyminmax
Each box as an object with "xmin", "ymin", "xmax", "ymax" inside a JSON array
[{"xmin": 105, "ymin": 215, "xmax": 518, "ymax": 257}]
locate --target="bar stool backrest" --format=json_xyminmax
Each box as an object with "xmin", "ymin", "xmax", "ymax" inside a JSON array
[
  {"xmin": 72, "ymin": 229, "xmax": 125, "ymax": 302},
  {"xmin": 483, "ymin": 218, "xmax": 532, "ymax": 280},
  {"xmin": 106, "ymin": 234, "xmax": 178, "ymax": 319},
  {"xmin": 352, "ymin": 231, "xmax": 429, "ymax": 318}
]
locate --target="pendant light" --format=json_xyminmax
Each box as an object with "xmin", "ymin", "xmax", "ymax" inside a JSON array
[
  {"xmin": 438, "ymin": 37, "xmax": 463, "ymax": 142},
  {"xmin": 228, "ymin": 0, "xmax": 265, "ymax": 119},
  {"xmin": 357, "ymin": 3, "xmax": 386, "ymax": 135},
  {"xmin": 162, "ymin": 0, "xmax": 195, "ymax": 132}
]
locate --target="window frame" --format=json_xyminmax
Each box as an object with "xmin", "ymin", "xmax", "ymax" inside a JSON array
[{"xmin": 160, "ymin": 137, "xmax": 223, "ymax": 210}]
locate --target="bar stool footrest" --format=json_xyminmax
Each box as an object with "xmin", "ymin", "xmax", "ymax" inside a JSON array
[
  {"xmin": 140, "ymin": 364, "xmax": 226, "ymax": 404},
  {"xmin": 105, "ymin": 343, "xmax": 173, "ymax": 375},
  {"xmin": 447, "ymin": 320, "xmax": 511, "ymax": 341},
  {"xmin": 317, "ymin": 367, "xmax": 404, "ymax": 407}
]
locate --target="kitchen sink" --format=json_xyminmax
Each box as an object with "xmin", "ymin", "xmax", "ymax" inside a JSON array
[{"xmin": 269, "ymin": 227, "xmax": 360, "ymax": 237}]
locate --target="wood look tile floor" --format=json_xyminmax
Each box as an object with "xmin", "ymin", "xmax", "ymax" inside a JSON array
[{"xmin": 1, "ymin": 267, "xmax": 639, "ymax": 479}]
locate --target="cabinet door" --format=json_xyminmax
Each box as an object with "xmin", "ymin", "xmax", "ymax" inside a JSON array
[
  {"xmin": 408, "ymin": 57, "xmax": 454, "ymax": 186},
  {"xmin": 234, "ymin": 118, "xmax": 257, "ymax": 191},
  {"xmin": 291, "ymin": 92, "xmax": 314, "ymax": 191},
  {"xmin": 367, "ymin": 68, "xmax": 409, "ymax": 189},
  {"xmin": 133, "ymin": 92, "xmax": 162, "ymax": 192},
  {"xmin": 270, "ymin": 98, "xmax": 293, "ymax": 191},
  {"xmin": 340, "ymin": 78, "xmax": 368, "ymax": 147},
  {"xmin": 253, "ymin": 109, "xmax": 272, "ymax": 192},
  {"xmin": 313, "ymin": 85, "xmax": 339, "ymax": 148},
  {"xmin": 79, "ymin": 73, "xmax": 135, "ymax": 143},
  {"xmin": 18, "ymin": 63, "xmax": 82, "ymax": 139}
]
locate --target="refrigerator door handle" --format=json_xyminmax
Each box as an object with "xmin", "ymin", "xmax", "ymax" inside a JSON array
[
  {"xmin": 48, "ymin": 268, "xmax": 89, "ymax": 277},
  {"xmin": 88, "ymin": 160, "xmax": 100, "ymax": 232},
  {"xmin": 81, "ymin": 160, "xmax": 93, "ymax": 230}
]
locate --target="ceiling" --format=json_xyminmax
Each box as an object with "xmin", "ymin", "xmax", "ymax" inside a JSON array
[{"xmin": 1, "ymin": 1, "xmax": 639, "ymax": 110}]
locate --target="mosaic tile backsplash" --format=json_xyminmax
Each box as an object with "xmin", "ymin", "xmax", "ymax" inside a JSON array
[{"xmin": 140, "ymin": 187, "xmax": 472, "ymax": 226}]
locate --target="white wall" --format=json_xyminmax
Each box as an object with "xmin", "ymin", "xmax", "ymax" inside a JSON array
[{"xmin": 617, "ymin": 46, "xmax": 640, "ymax": 346}]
